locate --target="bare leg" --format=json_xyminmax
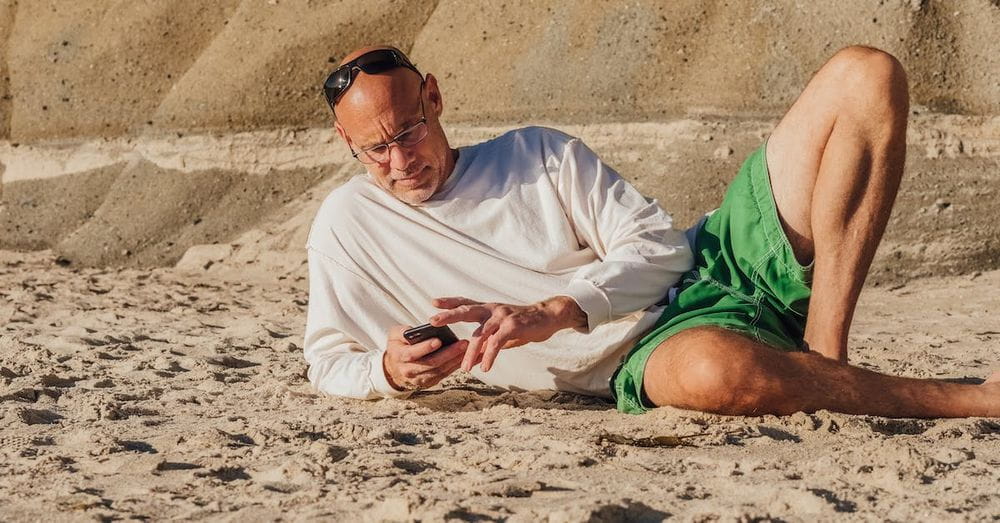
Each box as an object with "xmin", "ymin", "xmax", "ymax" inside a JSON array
[
  {"xmin": 765, "ymin": 46, "xmax": 909, "ymax": 362},
  {"xmin": 644, "ymin": 328, "xmax": 1000, "ymax": 418},
  {"xmin": 641, "ymin": 47, "xmax": 999, "ymax": 417}
]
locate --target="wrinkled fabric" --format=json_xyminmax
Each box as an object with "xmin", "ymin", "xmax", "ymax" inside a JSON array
[
  {"xmin": 305, "ymin": 127, "xmax": 693, "ymax": 400},
  {"xmin": 613, "ymin": 144, "xmax": 813, "ymax": 414}
]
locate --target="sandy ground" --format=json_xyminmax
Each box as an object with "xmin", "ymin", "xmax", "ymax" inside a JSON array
[
  {"xmin": 2, "ymin": 249, "xmax": 998, "ymax": 521},
  {"xmin": 2, "ymin": 3, "xmax": 999, "ymax": 521}
]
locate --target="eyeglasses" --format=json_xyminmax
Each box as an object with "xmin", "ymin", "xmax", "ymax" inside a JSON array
[
  {"xmin": 323, "ymin": 48, "xmax": 421, "ymax": 109},
  {"xmin": 349, "ymin": 87, "xmax": 428, "ymax": 164}
]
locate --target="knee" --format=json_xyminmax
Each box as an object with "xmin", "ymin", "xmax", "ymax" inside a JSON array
[
  {"xmin": 651, "ymin": 337, "xmax": 768, "ymax": 415},
  {"xmin": 826, "ymin": 46, "xmax": 909, "ymax": 117},
  {"xmin": 678, "ymin": 345, "xmax": 745, "ymax": 411}
]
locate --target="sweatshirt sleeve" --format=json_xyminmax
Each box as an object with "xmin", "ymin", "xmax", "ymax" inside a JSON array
[
  {"xmin": 303, "ymin": 247, "xmax": 411, "ymax": 400},
  {"xmin": 554, "ymin": 137, "xmax": 694, "ymax": 331}
]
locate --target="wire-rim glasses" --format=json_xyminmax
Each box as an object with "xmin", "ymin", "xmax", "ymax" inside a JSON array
[{"xmin": 349, "ymin": 87, "xmax": 428, "ymax": 165}]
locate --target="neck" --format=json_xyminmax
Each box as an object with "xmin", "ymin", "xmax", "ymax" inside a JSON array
[{"xmin": 441, "ymin": 147, "xmax": 459, "ymax": 183}]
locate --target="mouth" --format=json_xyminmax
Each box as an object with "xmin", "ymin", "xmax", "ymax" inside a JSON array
[{"xmin": 392, "ymin": 167, "xmax": 428, "ymax": 187}]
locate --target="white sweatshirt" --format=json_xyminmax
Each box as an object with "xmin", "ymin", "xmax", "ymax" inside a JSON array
[{"xmin": 304, "ymin": 127, "xmax": 693, "ymax": 400}]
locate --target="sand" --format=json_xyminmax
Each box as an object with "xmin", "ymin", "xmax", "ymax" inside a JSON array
[
  {"xmin": 2, "ymin": 116, "xmax": 999, "ymax": 521},
  {"xmin": 2, "ymin": 1, "xmax": 1000, "ymax": 520},
  {"xmin": 1, "ymin": 249, "xmax": 999, "ymax": 520}
]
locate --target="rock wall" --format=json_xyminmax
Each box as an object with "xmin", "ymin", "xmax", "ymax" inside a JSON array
[
  {"xmin": 0, "ymin": 0, "xmax": 997, "ymax": 143},
  {"xmin": 0, "ymin": 0, "xmax": 998, "ymax": 276},
  {"xmin": 411, "ymin": 0, "xmax": 1000, "ymax": 122}
]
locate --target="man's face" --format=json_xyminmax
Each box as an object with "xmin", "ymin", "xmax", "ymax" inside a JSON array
[{"xmin": 334, "ymin": 73, "xmax": 453, "ymax": 205}]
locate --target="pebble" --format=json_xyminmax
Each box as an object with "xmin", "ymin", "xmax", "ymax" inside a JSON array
[{"xmin": 713, "ymin": 146, "xmax": 734, "ymax": 159}]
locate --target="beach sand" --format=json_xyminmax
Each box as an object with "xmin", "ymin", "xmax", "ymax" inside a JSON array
[
  {"xmin": 3, "ymin": 1, "xmax": 1000, "ymax": 519},
  {"xmin": 2, "ymin": 248, "xmax": 998, "ymax": 520},
  {"xmin": 2, "ymin": 115, "xmax": 1000, "ymax": 520}
]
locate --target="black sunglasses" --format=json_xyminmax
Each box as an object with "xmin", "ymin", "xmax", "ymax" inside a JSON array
[{"xmin": 323, "ymin": 49, "xmax": 422, "ymax": 109}]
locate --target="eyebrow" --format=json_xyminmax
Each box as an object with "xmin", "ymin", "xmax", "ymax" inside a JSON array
[{"xmin": 356, "ymin": 114, "xmax": 422, "ymax": 151}]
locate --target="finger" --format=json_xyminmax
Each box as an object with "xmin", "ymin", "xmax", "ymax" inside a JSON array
[
  {"xmin": 431, "ymin": 296, "xmax": 480, "ymax": 309},
  {"xmin": 420, "ymin": 339, "xmax": 468, "ymax": 368},
  {"xmin": 416, "ymin": 356, "xmax": 464, "ymax": 389},
  {"xmin": 431, "ymin": 304, "xmax": 492, "ymax": 326},
  {"xmin": 443, "ymin": 350, "xmax": 484, "ymax": 376},
  {"xmin": 404, "ymin": 340, "xmax": 466, "ymax": 375},
  {"xmin": 409, "ymin": 350, "xmax": 466, "ymax": 385},
  {"xmin": 462, "ymin": 335, "xmax": 483, "ymax": 372},
  {"xmin": 400, "ymin": 337, "xmax": 442, "ymax": 362},
  {"xmin": 470, "ymin": 318, "xmax": 501, "ymax": 367},
  {"xmin": 416, "ymin": 348, "xmax": 466, "ymax": 382},
  {"xmin": 480, "ymin": 320, "xmax": 502, "ymax": 353},
  {"xmin": 479, "ymin": 318, "xmax": 501, "ymax": 339},
  {"xmin": 481, "ymin": 325, "xmax": 514, "ymax": 372}
]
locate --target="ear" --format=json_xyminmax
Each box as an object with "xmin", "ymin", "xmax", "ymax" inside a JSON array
[
  {"xmin": 423, "ymin": 73, "xmax": 444, "ymax": 119},
  {"xmin": 334, "ymin": 120, "xmax": 350, "ymax": 145}
]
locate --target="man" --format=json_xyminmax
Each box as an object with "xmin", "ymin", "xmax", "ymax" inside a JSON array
[{"xmin": 304, "ymin": 45, "xmax": 1000, "ymax": 417}]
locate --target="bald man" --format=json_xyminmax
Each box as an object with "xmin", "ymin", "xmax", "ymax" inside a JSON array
[{"xmin": 304, "ymin": 45, "xmax": 1000, "ymax": 417}]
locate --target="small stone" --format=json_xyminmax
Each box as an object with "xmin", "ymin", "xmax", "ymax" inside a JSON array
[
  {"xmin": 39, "ymin": 374, "xmax": 77, "ymax": 388},
  {"xmin": 151, "ymin": 356, "xmax": 182, "ymax": 372},
  {"xmin": 175, "ymin": 244, "xmax": 233, "ymax": 272},
  {"xmin": 932, "ymin": 447, "xmax": 973, "ymax": 466},
  {"xmin": 197, "ymin": 380, "xmax": 227, "ymax": 394},
  {"xmin": 713, "ymin": 145, "xmax": 734, "ymax": 159},
  {"xmin": 18, "ymin": 408, "xmax": 62, "ymax": 425}
]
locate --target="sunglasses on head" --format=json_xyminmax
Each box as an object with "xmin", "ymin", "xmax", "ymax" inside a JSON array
[{"xmin": 323, "ymin": 48, "xmax": 422, "ymax": 109}]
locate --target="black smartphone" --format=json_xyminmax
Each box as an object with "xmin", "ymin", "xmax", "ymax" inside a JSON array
[{"xmin": 403, "ymin": 323, "xmax": 459, "ymax": 347}]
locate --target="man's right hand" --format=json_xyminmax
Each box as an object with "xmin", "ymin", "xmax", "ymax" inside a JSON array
[{"xmin": 382, "ymin": 325, "xmax": 469, "ymax": 392}]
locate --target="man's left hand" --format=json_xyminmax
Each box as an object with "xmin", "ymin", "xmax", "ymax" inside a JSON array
[{"xmin": 429, "ymin": 296, "xmax": 587, "ymax": 372}]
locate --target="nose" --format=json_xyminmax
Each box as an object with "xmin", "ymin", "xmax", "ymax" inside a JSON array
[{"xmin": 388, "ymin": 143, "xmax": 416, "ymax": 172}]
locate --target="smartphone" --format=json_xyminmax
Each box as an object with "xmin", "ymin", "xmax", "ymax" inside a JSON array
[{"xmin": 403, "ymin": 323, "xmax": 459, "ymax": 348}]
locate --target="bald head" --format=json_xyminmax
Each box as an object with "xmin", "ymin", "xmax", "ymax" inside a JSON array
[
  {"xmin": 335, "ymin": 65, "xmax": 423, "ymax": 129},
  {"xmin": 330, "ymin": 45, "xmax": 456, "ymax": 205}
]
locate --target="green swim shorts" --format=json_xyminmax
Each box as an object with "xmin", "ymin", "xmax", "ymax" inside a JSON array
[{"xmin": 610, "ymin": 144, "xmax": 813, "ymax": 414}]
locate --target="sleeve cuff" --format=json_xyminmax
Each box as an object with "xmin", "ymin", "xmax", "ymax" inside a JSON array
[
  {"xmin": 562, "ymin": 279, "xmax": 612, "ymax": 332},
  {"xmin": 369, "ymin": 350, "xmax": 413, "ymax": 399}
]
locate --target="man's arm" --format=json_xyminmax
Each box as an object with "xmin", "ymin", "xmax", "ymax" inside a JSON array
[
  {"xmin": 306, "ymin": 247, "xmax": 469, "ymax": 396},
  {"xmin": 432, "ymin": 131, "xmax": 693, "ymax": 371},
  {"xmin": 553, "ymin": 137, "xmax": 693, "ymax": 331},
  {"xmin": 304, "ymin": 247, "xmax": 410, "ymax": 399}
]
